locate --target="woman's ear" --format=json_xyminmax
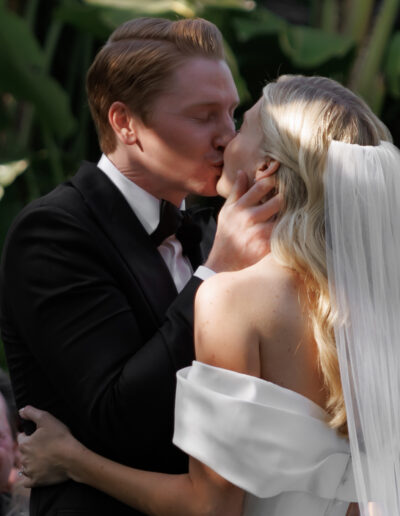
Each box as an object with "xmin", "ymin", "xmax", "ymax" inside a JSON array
[
  {"xmin": 255, "ymin": 158, "xmax": 280, "ymax": 182},
  {"xmin": 108, "ymin": 101, "xmax": 138, "ymax": 146}
]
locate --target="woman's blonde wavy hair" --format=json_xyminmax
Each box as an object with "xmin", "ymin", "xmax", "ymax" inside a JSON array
[{"xmin": 261, "ymin": 75, "xmax": 391, "ymax": 434}]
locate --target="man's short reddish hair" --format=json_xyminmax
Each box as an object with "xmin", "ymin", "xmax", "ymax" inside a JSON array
[{"xmin": 86, "ymin": 17, "xmax": 225, "ymax": 154}]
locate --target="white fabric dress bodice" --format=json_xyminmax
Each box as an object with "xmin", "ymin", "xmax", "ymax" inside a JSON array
[{"xmin": 173, "ymin": 361, "xmax": 356, "ymax": 516}]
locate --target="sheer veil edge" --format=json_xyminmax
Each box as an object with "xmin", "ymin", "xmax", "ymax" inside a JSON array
[{"xmin": 324, "ymin": 140, "xmax": 400, "ymax": 516}]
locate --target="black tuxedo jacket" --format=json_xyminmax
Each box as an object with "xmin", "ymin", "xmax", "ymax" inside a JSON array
[{"xmin": 0, "ymin": 161, "xmax": 216, "ymax": 516}]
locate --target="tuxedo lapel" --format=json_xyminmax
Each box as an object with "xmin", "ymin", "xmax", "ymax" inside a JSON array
[{"xmin": 70, "ymin": 162, "xmax": 178, "ymax": 324}]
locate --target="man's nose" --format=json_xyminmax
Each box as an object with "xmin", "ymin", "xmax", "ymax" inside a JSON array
[{"xmin": 213, "ymin": 115, "xmax": 236, "ymax": 151}]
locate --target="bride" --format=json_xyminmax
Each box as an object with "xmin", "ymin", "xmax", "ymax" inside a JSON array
[{"xmin": 17, "ymin": 75, "xmax": 400, "ymax": 516}]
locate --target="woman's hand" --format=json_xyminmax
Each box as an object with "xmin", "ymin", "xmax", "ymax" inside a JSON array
[
  {"xmin": 18, "ymin": 406, "xmax": 82, "ymax": 488},
  {"xmin": 205, "ymin": 170, "xmax": 282, "ymax": 273}
]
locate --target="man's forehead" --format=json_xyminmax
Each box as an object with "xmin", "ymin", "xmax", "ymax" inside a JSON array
[{"xmin": 169, "ymin": 58, "xmax": 238, "ymax": 100}]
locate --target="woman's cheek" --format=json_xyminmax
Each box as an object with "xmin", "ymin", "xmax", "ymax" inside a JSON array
[{"xmin": 216, "ymin": 173, "xmax": 231, "ymax": 199}]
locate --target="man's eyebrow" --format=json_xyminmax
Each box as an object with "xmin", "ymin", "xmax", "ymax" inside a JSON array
[{"xmin": 184, "ymin": 103, "xmax": 217, "ymax": 109}]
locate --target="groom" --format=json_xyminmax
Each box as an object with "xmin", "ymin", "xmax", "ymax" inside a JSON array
[{"xmin": 0, "ymin": 17, "xmax": 279, "ymax": 516}]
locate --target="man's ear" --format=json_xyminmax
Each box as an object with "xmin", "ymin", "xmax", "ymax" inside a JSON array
[
  {"xmin": 255, "ymin": 158, "xmax": 280, "ymax": 182},
  {"xmin": 108, "ymin": 101, "xmax": 138, "ymax": 146}
]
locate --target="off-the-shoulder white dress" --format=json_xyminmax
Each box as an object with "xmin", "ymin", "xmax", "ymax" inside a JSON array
[{"xmin": 173, "ymin": 361, "xmax": 356, "ymax": 516}]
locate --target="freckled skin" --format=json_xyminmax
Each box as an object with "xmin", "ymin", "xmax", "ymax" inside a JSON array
[{"xmin": 195, "ymin": 229, "xmax": 327, "ymax": 407}]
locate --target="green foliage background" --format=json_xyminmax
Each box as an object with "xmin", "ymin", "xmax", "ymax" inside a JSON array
[{"xmin": 0, "ymin": 0, "xmax": 399, "ymax": 369}]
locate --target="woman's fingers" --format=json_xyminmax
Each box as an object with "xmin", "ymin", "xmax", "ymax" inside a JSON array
[
  {"xmin": 17, "ymin": 461, "xmax": 35, "ymax": 488},
  {"xmin": 225, "ymin": 170, "xmax": 248, "ymax": 205},
  {"xmin": 17, "ymin": 432, "xmax": 29, "ymax": 450},
  {"xmin": 17, "ymin": 426, "xmax": 71, "ymax": 487},
  {"xmin": 237, "ymin": 176, "xmax": 277, "ymax": 208},
  {"xmin": 252, "ymin": 192, "xmax": 283, "ymax": 223}
]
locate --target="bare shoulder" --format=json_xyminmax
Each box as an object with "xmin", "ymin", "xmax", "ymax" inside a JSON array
[
  {"xmin": 194, "ymin": 255, "xmax": 310, "ymax": 377},
  {"xmin": 250, "ymin": 256, "xmax": 321, "ymax": 400},
  {"xmin": 194, "ymin": 255, "xmax": 305, "ymax": 376},
  {"xmin": 194, "ymin": 269, "xmax": 261, "ymax": 376},
  {"xmin": 195, "ymin": 270, "xmax": 247, "ymax": 320},
  {"xmin": 249, "ymin": 254, "xmax": 307, "ymax": 331}
]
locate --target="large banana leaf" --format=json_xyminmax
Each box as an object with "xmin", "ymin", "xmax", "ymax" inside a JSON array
[
  {"xmin": 83, "ymin": 0, "xmax": 196, "ymax": 17},
  {"xmin": 85, "ymin": 0, "xmax": 191, "ymax": 11},
  {"xmin": 55, "ymin": 2, "xmax": 117, "ymax": 39},
  {"xmin": 0, "ymin": 7, "xmax": 76, "ymax": 140},
  {"xmin": 56, "ymin": 0, "xmax": 185, "ymax": 39},
  {"xmin": 232, "ymin": 7, "xmax": 286, "ymax": 42},
  {"xmin": 232, "ymin": 7, "xmax": 353, "ymax": 69},
  {"xmin": 83, "ymin": 0, "xmax": 253, "ymax": 16},
  {"xmin": 59, "ymin": 0, "xmax": 253, "ymax": 34},
  {"xmin": 58, "ymin": 0, "xmax": 250, "ymax": 104},
  {"xmin": 280, "ymin": 25, "xmax": 354, "ymax": 68}
]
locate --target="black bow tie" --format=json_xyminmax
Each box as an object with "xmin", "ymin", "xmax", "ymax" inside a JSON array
[
  {"xmin": 151, "ymin": 200, "xmax": 183, "ymax": 247},
  {"xmin": 150, "ymin": 200, "xmax": 204, "ymax": 262}
]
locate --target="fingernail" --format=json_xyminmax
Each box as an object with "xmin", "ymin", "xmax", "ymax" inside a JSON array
[{"xmin": 19, "ymin": 408, "xmax": 25, "ymax": 415}]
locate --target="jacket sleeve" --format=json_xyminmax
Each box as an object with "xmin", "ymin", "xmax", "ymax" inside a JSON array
[{"xmin": 1, "ymin": 203, "xmax": 201, "ymax": 466}]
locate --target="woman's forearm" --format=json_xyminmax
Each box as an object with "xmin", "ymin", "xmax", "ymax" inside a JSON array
[
  {"xmin": 18, "ymin": 407, "xmax": 243, "ymax": 516},
  {"xmin": 66, "ymin": 444, "xmax": 243, "ymax": 516}
]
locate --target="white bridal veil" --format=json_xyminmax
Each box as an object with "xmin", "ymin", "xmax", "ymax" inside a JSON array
[{"xmin": 324, "ymin": 140, "xmax": 400, "ymax": 516}]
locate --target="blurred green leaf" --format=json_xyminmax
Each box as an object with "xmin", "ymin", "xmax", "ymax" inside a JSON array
[
  {"xmin": 0, "ymin": 8, "xmax": 76, "ymax": 140},
  {"xmin": 83, "ymin": 0, "xmax": 254, "ymax": 17},
  {"xmin": 232, "ymin": 7, "xmax": 286, "ymax": 42},
  {"xmin": 279, "ymin": 25, "xmax": 354, "ymax": 68},
  {"xmin": 85, "ymin": 0, "xmax": 178, "ymax": 8},
  {"xmin": 56, "ymin": 2, "xmax": 125, "ymax": 38},
  {"xmin": 189, "ymin": 0, "xmax": 255, "ymax": 9},
  {"xmin": 57, "ymin": 0, "xmax": 178, "ymax": 37},
  {"xmin": 385, "ymin": 32, "xmax": 400, "ymax": 97},
  {"xmin": 99, "ymin": 7, "xmax": 176, "ymax": 27},
  {"xmin": 84, "ymin": 0, "xmax": 195, "ymax": 17}
]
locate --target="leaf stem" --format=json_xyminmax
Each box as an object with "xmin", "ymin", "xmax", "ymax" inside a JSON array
[
  {"xmin": 24, "ymin": 0, "xmax": 39, "ymax": 30},
  {"xmin": 351, "ymin": 0, "xmax": 400, "ymax": 111},
  {"xmin": 320, "ymin": 0, "xmax": 338, "ymax": 33},
  {"xmin": 343, "ymin": 0, "xmax": 374, "ymax": 43}
]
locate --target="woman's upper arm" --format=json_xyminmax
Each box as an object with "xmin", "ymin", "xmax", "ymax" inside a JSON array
[
  {"xmin": 188, "ymin": 457, "xmax": 245, "ymax": 516},
  {"xmin": 189, "ymin": 274, "xmax": 255, "ymax": 513}
]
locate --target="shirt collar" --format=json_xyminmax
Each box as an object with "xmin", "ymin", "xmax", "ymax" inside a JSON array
[{"xmin": 97, "ymin": 154, "xmax": 186, "ymax": 235}]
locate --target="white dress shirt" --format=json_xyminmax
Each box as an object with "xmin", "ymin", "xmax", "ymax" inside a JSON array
[{"xmin": 97, "ymin": 155, "xmax": 214, "ymax": 292}]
